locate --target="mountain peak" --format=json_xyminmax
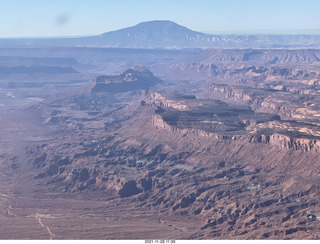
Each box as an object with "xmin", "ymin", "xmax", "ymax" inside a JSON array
[
  {"xmin": 133, "ymin": 20, "xmax": 186, "ymax": 29},
  {"xmin": 130, "ymin": 20, "xmax": 198, "ymax": 35},
  {"xmin": 135, "ymin": 20, "xmax": 178, "ymax": 26}
]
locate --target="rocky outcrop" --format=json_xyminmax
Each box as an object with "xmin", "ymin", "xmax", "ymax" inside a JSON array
[
  {"xmin": 252, "ymin": 134, "xmax": 320, "ymax": 152},
  {"xmin": 91, "ymin": 66, "xmax": 160, "ymax": 93},
  {"xmin": 208, "ymin": 84, "xmax": 254, "ymax": 103},
  {"xmin": 146, "ymin": 89, "xmax": 196, "ymax": 110},
  {"xmin": 118, "ymin": 180, "xmax": 142, "ymax": 198}
]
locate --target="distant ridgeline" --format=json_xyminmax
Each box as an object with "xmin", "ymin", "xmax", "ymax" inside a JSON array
[{"xmin": 1, "ymin": 21, "xmax": 320, "ymax": 48}]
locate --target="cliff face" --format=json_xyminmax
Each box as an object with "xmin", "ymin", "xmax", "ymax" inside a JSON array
[
  {"xmin": 250, "ymin": 133, "xmax": 320, "ymax": 152},
  {"xmin": 267, "ymin": 134, "xmax": 320, "ymax": 152},
  {"xmin": 208, "ymin": 84, "xmax": 254, "ymax": 103},
  {"xmin": 152, "ymin": 113, "xmax": 245, "ymax": 140},
  {"xmin": 207, "ymin": 83, "xmax": 320, "ymax": 123},
  {"xmin": 147, "ymin": 90, "xmax": 320, "ymax": 153},
  {"xmin": 152, "ymin": 113, "xmax": 320, "ymax": 152}
]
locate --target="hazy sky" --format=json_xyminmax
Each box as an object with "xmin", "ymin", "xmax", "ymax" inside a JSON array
[{"xmin": 1, "ymin": 0, "xmax": 320, "ymax": 37}]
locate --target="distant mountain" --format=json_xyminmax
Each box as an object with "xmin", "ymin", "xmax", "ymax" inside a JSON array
[
  {"xmin": 81, "ymin": 20, "xmax": 215, "ymax": 48},
  {"xmin": 1, "ymin": 20, "xmax": 320, "ymax": 49}
]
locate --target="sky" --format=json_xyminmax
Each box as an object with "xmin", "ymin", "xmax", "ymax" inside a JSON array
[{"xmin": 1, "ymin": 0, "xmax": 320, "ymax": 37}]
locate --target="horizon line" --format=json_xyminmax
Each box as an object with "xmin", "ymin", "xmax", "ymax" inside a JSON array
[
  {"xmin": 2, "ymin": 31, "xmax": 320, "ymax": 39},
  {"xmin": 1, "ymin": 20, "xmax": 320, "ymax": 39}
]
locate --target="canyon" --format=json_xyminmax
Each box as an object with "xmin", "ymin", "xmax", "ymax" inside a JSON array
[{"xmin": 1, "ymin": 22, "xmax": 320, "ymax": 240}]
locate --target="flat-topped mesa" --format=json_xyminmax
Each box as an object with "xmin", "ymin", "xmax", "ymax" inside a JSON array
[
  {"xmin": 91, "ymin": 66, "xmax": 160, "ymax": 93},
  {"xmin": 152, "ymin": 110, "xmax": 320, "ymax": 152},
  {"xmin": 145, "ymin": 89, "xmax": 196, "ymax": 110},
  {"xmin": 146, "ymin": 91, "xmax": 320, "ymax": 152},
  {"xmin": 147, "ymin": 91, "xmax": 258, "ymax": 135}
]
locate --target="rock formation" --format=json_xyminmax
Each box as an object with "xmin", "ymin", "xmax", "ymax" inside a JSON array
[{"xmin": 90, "ymin": 66, "xmax": 160, "ymax": 93}]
